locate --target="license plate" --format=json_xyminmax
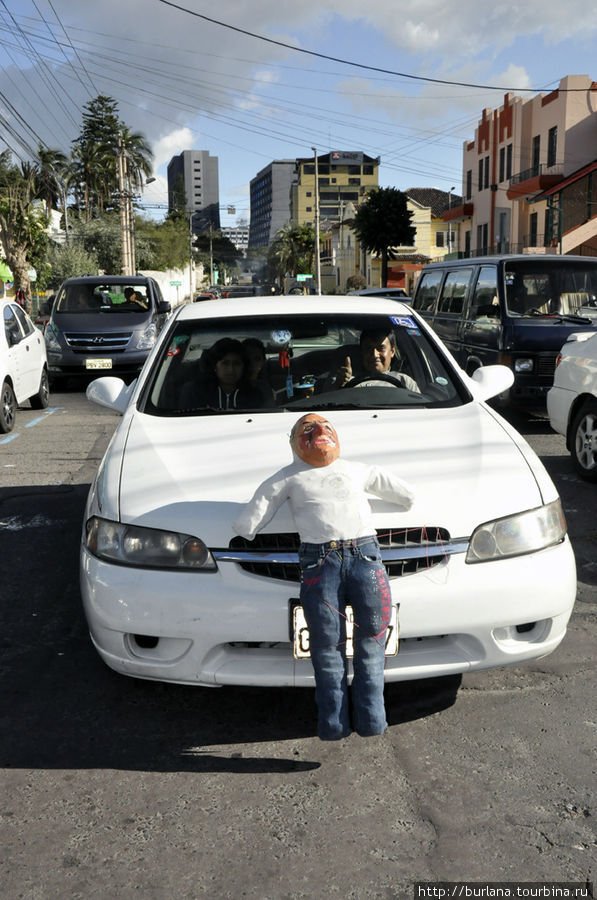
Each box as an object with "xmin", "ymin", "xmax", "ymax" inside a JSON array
[
  {"xmin": 85, "ymin": 358, "xmax": 112, "ymax": 370},
  {"xmin": 292, "ymin": 602, "xmax": 399, "ymax": 660}
]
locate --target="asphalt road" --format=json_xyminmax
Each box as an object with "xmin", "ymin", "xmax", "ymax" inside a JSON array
[{"xmin": 1, "ymin": 387, "xmax": 595, "ymax": 899}]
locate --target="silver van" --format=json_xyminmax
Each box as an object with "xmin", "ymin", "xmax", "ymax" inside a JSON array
[{"xmin": 45, "ymin": 275, "xmax": 171, "ymax": 385}]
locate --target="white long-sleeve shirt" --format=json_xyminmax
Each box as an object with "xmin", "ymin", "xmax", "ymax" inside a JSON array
[{"xmin": 232, "ymin": 457, "xmax": 414, "ymax": 544}]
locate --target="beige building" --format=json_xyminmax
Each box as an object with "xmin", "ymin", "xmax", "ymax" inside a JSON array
[
  {"xmin": 291, "ymin": 151, "xmax": 380, "ymax": 228},
  {"xmin": 446, "ymin": 75, "xmax": 597, "ymax": 256}
]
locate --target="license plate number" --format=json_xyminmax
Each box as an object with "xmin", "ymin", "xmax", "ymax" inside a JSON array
[
  {"xmin": 85, "ymin": 358, "xmax": 113, "ymax": 370},
  {"xmin": 292, "ymin": 603, "xmax": 399, "ymax": 659}
]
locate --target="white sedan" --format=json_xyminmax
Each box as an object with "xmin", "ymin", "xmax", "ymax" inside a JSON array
[
  {"xmin": 1, "ymin": 298, "xmax": 50, "ymax": 432},
  {"xmin": 547, "ymin": 331, "xmax": 597, "ymax": 481},
  {"xmin": 81, "ymin": 296, "xmax": 576, "ymax": 687}
]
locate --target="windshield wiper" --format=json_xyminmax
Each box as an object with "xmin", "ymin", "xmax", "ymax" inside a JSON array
[{"xmin": 526, "ymin": 308, "xmax": 592, "ymax": 324}]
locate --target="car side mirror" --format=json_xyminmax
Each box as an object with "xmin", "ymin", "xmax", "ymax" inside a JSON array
[
  {"xmin": 468, "ymin": 364, "xmax": 514, "ymax": 401},
  {"xmin": 157, "ymin": 301, "xmax": 171, "ymax": 314},
  {"xmin": 86, "ymin": 376, "xmax": 136, "ymax": 414}
]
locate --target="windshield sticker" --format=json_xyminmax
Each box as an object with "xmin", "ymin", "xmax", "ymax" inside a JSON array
[
  {"xmin": 435, "ymin": 376, "xmax": 449, "ymax": 386},
  {"xmin": 505, "ymin": 273, "xmax": 515, "ymax": 285},
  {"xmin": 272, "ymin": 329, "xmax": 292, "ymax": 345},
  {"xmin": 390, "ymin": 315, "xmax": 417, "ymax": 329}
]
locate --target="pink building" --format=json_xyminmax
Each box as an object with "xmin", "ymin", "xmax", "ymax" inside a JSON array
[{"xmin": 446, "ymin": 75, "xmax": 597, "ymax": 256}]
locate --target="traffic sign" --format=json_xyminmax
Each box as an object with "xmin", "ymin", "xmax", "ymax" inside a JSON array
[
  {"xmin": 296, "ymin": 274, "xmax": 312, "ymax": 282},
  {"xmin": 170, "ymin": 281, "xmax": 182, "ymax": 286}
]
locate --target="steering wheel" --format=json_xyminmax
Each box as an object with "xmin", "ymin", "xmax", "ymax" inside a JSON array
[{"xmin": 349, "ymin": 372, "xmax": 407, "ymax": 389}]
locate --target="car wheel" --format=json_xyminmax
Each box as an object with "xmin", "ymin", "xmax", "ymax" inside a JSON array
[
  {"xmin": 571, "ymin": 399, "xmax": 597, "ymax": 482},
  {"xmin": 30, "ymin": 368, "xmax": 50, "ymax": 409},
  {"xmin": 0, "ymin": 380, "xmax": 16, "ymax": 433}
]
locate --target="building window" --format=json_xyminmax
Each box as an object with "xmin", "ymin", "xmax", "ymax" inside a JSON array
[
  {"xmin": 506, "ymin": 144, "xmax": 513, "ymax": 180},
  {"xmin": 306, "ymin": 207, "xmax": 312, "ymax": 212},
  {"xmin": 363, "ymin": 165, "xmax": 373, "ymax": 175},
  {"xmin": 499, "ymin": 147, "xmax": 505, "ymax": 183},
  {"xmin": 477, "ymin": 223, "xmax": 488, "ymax": 254},
  {"xmin": 484, "ymin": 156, "xmax": 490, "ymax": 190},
  {"xmin": 532, "ymin": 136, "xmax": 540, "ymax": 175},
  {"xmin": 319, "ymin": 178, "xmax": 330, "ymax": 186},
  {"xmin": 547, "ymin": 126, "xmax": 557, "ymax": 168},
  {"xmin": 306, "ymin": 192, "xmax": 312, "ymax": 197},
  {"xmin": 304, "ymin": 164, "xmax": 315, "ymax": 174},
  {"xmin": 466, "ymin": 169, "xmax": 472, "ymax": 200},
  {"xmin": 436, "ymin": 232, "xmax": 445, "ymax": 247},
  {"xmin": 478, "ymin": 159, "xmax": 484, "ymax": 192},
  {"xmin": 529, "ymin": 211, "xmax": 538, "ymax": 245}
]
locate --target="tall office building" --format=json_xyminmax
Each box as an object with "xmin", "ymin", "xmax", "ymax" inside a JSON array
[
  {"xmin": 167, "ymin": 150, "xmax": 220, "ymax": 233},
  {"xmin": 249, "ymin": 160, "xmax": 297, "ymax": 248},
  {"xmin": 292, "ymin": 151, "xmax": 380, "ymax": 227}
]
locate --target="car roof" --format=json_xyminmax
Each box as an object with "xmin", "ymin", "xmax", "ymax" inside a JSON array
[
  {"xmin": 59, "ymin": 275, "xmax": 154, "ymax": 286},
  {"xmin": 175, "ymin": 294, "xmax": 412, "ymax": 322},
  {"xmin": 420, "ymin": 254, "xmax": 597, "ymax": 269}
]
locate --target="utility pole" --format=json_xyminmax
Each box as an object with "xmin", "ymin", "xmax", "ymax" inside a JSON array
[
  {"xmin": 117, "ymin": 139, "xmax": 134, "ymax": 276},
  {"xmin": 312, "ymin": 146, "xmax": 322, "ymax": 295},
  {"xmin": 189, "ymin": 210, "xmax": 194, "ymax": 300}
]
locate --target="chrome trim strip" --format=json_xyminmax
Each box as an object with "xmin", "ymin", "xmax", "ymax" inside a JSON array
[{"xmin": 213, "ymin": 539, "xmax": 469, "ymax": 565}]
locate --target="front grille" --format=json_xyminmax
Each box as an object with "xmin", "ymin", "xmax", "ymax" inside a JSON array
[
  {"xmin": 227, "ymin": 526, "xmax": 453, "ymax": 582},
  {"xmin": 535, "ymin": 353, "xmax": 557, "ymax": 377},
  {"xmin": 64, "ymin": 331, "xmax": 133, "ymax": 354}
]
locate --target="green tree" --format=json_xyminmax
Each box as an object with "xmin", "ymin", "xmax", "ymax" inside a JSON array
[
  {"xmin": 352, "ymin": 187, "xmax": 415, "ymax": 287},
  {"xmin": 33, "ymin": 145, "xmax": 68, "ymax": 218},
  {"xmin": 71, "ymin": 96, "xmax": 121, "ymax": 218},
  {"xmin": 268, "ymin": 223, "xmax": 316, "ymax": 282},
  {"xmin": 44, "ymin": 239, "xmax": 99, "ymax": 286},
  {"xmin": 194, "ymin": 230, "xmax": 240, "ymax": 282},
  {"xmin": 135, "ymin": 215, "xmax": 190, "ymax": 271},
  {"xmin": 0, "ymin": 151, "xmax": 48, "ymax": 294}
]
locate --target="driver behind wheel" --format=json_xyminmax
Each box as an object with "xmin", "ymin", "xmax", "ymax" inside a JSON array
[{"xmin": 332, "ymin": 328, "xmax": 419, "ymax": 392}]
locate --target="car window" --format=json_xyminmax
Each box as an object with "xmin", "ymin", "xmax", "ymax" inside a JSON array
[
  {"xmin": 504, "ymin": 260, "xmax": 597, "ymax": 317},
  {"xmin": 437, "ymin": 269, "xmax": 473, "ymax": 315},
  {"xmin": 469, "ymin": 266, "xmax": 500, "ymax": 320},
  {"xmin": 3, "ymin": 305, "xmax": 23, "ymax": 345},
  {"xmin": 12, "ymin": 304, "xmax": 35, "ymax": 336},
  {"xmin": 56, "ymin": 283, "xmax": 151, "ymax": 313},
  {"xmin": 142, "ymin": 312, "xmax": 468, "ymax": 417},
  {"xmin": 412, "ymin": 271, "xmax": 442, "ymax": 312}
]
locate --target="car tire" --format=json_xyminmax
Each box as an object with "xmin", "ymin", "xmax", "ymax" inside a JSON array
[
  {"xmin": 30, "ymin": 368, "xmax": 50, "ymax": 409},
  {"xmin": 0, "ymin": 380, "xmax": 16, "ymax": 433},
  {"xmin": 571, "ymin": 399, "xmax": 597, "ymax": 482}
]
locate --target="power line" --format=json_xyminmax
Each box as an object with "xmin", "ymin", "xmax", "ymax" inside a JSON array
[{"xmin": 155, "ymin": 0, "xmax": 576, "ymax": 94}]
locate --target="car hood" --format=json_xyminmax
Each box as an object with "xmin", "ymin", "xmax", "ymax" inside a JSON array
[{"xmin": 111, "ymin": 404, "xmax": 552, "ymax": 543}]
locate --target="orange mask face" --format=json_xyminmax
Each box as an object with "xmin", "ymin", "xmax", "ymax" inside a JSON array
[{"xmin": 291, "ymin": 414, "xmax": 340, "ymax": 467}]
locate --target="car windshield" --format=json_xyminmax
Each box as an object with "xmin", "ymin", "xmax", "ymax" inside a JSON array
[
  {"xmin": 142, "ymin": 312, "xmax": 468, "ymax": 416},
  {"xmin": 504, "ymin": 261, "xmax": 597, "ymax": 318},
  {"xmin": 55, "ymin": 283, "xmax": 150, "ymax": 313}
]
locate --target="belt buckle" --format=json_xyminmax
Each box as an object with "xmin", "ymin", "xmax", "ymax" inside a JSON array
[{"xmin": 330, "ymin": 540, "xmax": 337, "ymax": 549}]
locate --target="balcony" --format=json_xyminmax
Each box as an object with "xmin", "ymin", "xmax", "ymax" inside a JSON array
[{"xmin": 507, "ymin": 164, "xmax": 564, "ymax": 200}]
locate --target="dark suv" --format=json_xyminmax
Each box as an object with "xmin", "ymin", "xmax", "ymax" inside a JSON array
[{"xmin": 45, "ymin": 275, "xmax": 171, "ymax": 384}]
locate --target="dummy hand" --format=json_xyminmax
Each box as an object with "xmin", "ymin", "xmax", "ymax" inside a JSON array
[{"xmin": 334, "ymin": 356, "xmax": 353, "ymax": 388}]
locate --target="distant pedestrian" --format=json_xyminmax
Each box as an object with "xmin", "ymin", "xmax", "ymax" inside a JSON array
[{"xmin": 15, "ymin": 288, "xmax": 31, "ymax": 315}]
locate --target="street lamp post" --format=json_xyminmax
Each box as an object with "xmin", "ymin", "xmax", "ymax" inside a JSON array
[{"xmin": 312, "ymin": 146, "xmax": 322, "ymax": 295}]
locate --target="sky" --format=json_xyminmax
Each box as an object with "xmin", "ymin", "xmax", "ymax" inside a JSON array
[{"xmin": 1, "ymin": 0, "xmax": 596, "ymax": 228}]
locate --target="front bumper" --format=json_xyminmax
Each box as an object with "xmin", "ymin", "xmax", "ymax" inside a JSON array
[{"xmin": 80, "ymin": 538, "xmax": 577, "ymax": 687}]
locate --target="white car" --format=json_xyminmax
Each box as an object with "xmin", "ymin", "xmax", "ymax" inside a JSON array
[
  {"xmin": 547, "ymin": 331, "xmax": 597, "ymax": 481},
  {"xmin": 81, "ymin": 296, "xmax": 576, "ymax": 688},
  {"xmin": 1, "ymin": 298, "xmax": 50, "ymax": 432}
]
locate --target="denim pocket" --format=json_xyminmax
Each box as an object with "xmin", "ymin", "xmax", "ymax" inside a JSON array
[
  {"xmin": 357, "ymin": 541, "xmax": 382, "ymax": 564},
  {"xmin": 299, "ymin": 548, "xmax": 324, "ymax": 570}
]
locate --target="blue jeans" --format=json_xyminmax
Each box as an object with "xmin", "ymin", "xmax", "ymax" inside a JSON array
[{"xmin": 298, "ymin": 536, "xmax": 391, "ymax": 740}]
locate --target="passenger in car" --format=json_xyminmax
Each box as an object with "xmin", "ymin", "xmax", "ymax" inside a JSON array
[
  {"xmin": 331, "ymin": 328, "xmax": 419, "ymax": 392},
  {"xmin": 181, "ymin": 338, "xmax": 267, "ymax": 410},
  {"xmin": 242, "ymin": 337, "xmax": 276, "ymax": 406}
]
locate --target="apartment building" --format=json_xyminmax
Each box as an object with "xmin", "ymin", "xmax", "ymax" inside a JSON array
[
  {"xmin": 446, "ymin": 75, "xmax": 597, "ymax": 256},
  {"xmin": 248, "ymin": 160, "xmax": 297, "ymax": 248},
  {"xmin": 291, "ymin": 151, "xmax": 380, "ymax": 228},
  {"xmin": 167, "ymin": 150, "xmax": 220, "ymax": 234}
]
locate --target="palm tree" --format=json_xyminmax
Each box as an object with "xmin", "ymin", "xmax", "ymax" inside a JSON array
[
  {"xmin": 119, "ymin": 126, "xmax": 153, "ymax": 193},
  {"xmin": 268, "ymin": 223, "xmax": 316, "ymax": 282},
  {"xmin": 33, "ymin": 146, "xmax": 68, "ymax": 218}
]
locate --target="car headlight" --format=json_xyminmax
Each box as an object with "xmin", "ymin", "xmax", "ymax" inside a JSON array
[
  {"xmin": 137, "ymin": 323, "xmax": 157, "ymax": 350},
  {"xmin": 45, "ymin": 323, "xmax": 61, "ymax": 352},
  {"xmin": 514, "ymin": 357, "xmax": 533, "ymax": 373},
  {"xmin": 85, "ymin": 516, "xmax": 217, "ymax": 571},
  {"xmin": 466, "ymin": 499, "xmax": 566, "ymax": 564}
]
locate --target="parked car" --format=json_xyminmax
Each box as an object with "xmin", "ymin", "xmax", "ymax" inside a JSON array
[
  {"xmin": 547, "ymin": 330, "xmax": 597, "ymax": 481},
  {"xmin": 44, "ymin": 275, "xmax": 171, "ymax": 385},
  {"xmin": 411, "ymin": 255, "xmax": 597, "ymax": 406},
  {"xmin": 81, "ymin": 295, "xmax": 576, "ymax": 688},
  {"xmin": 1, "ymin": 298, "xmax": 49, "ymax": 432}
]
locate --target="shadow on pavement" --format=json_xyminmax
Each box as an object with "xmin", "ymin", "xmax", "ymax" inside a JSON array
[{"xmin": 0, "ymin": 485, "xmax": 460, "ymax": 773}]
